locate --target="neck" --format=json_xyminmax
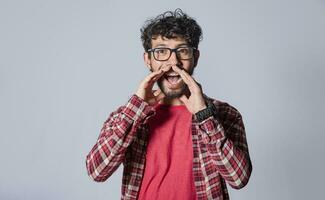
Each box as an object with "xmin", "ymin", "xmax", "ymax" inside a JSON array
[{"xmin": 159, "ymin": 97, "xmax": 184, "ymax": 106}]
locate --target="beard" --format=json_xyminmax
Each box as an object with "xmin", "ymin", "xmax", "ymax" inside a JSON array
[
  {"xmin": 156, "ymin": 66, "xmax": 194, "ymax": 100},
  {"xmin": 157, "ymin": 79, "xmax": 188, "ymax": 99}
]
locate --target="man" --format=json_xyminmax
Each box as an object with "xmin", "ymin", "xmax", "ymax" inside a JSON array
[{"xmin": 86, "ymin": 9, "xmax": 252, "ymax": 200}]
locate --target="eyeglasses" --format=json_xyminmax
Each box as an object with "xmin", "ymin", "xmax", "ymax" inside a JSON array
[{"xmin": 147, "ymin": 46, "xmax": 196, "ymax": 61}]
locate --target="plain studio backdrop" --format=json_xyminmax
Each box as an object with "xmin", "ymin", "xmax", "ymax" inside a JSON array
[{"xmin": 1, "ymin": 0, "xmax": 324, "ymax": 199}]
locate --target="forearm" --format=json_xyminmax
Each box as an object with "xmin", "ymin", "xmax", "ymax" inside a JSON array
[
  {"xmin": 198, "ymin": 115, "xmax": 252, "ymax": 189},
  {"xmin": 86, "ymin": 95, "xmax": 155, "ymax": 182}
]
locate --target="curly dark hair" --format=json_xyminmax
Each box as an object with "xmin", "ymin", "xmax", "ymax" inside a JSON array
[{"xmin": 140, "ymin": 8, "xmax": 203, "ymax": 52}]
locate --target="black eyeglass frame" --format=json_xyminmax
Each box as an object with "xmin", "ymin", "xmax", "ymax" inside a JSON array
[{"xmin": 147, "ymin": 46, "xmax": 197, "ymax": 61}]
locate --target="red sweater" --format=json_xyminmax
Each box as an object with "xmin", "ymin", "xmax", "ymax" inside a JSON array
[{"xmin": 137, "ymin": 103, "xmax": 197, "ymax": 200}]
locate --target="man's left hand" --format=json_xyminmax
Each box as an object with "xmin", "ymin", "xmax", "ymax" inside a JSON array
[{"xmin": 172, "ymin": 65, "xmax": 207, "ymax": 114}]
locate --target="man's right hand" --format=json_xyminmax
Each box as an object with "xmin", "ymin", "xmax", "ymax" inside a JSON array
[{"xmin": 135, "ymin": 68, "xmax": 168, "ymax": 106}]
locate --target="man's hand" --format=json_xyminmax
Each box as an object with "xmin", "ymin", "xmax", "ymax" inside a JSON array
[
  {"xmin": 172, "ymin": 65, "xmax": 207, "ymax": 114},
  {"xmin": 135, "ymin": 67, "xmax": 167, "ymax": 106}
]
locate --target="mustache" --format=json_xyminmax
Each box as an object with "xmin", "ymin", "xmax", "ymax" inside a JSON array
[{"xmin": 150, "ymin": 64, "xmax": 184, "ymax": 75}]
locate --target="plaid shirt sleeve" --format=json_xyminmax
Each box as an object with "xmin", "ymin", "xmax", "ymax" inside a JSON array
[
  {"xmin": 196, "ymin": 100, "xmax": 252, "ymax": 189},
  {"xmin": 86, "ymin": 94, "xmax": 155, "ymax": 182}
]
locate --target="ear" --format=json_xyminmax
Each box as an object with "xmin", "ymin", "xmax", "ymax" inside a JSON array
[
  {"xmin": 193, "ymin": 49, "xmax": 200, "ymax": 68},
  {"xmin": 143, "ymin": 52, "xmax": 152, "ymax": 71}
]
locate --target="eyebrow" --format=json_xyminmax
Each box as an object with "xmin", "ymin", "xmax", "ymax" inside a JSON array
[{"xmin": 153, "ymin": 43, "xmax": 189, "ymax": 48}]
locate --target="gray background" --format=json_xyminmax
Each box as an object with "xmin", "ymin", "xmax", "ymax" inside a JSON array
[{"xmin": 1, "ymin": 0, "xmax": 324, "ymax": 199}]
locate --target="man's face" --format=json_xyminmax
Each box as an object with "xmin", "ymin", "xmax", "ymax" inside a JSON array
[{"xmin": 144, "ymin": 36, "xmax": 199, "ymax": 99}]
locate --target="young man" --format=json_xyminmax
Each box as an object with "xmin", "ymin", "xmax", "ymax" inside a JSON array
[{"xmin": 86, "ymin": 9, "xmax": 252, "ymax": 200}]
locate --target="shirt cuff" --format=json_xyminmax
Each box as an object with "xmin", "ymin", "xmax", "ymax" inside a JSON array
[
  {"xmin": 197, "ymin": 116, "xmax": 226, "ymax": 143},
  {"xmin": 123, "ymin": 94, "xmax": 156, "ymax": 123}
]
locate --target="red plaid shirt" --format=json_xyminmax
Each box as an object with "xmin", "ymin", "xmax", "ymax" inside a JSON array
[{"xmin": 86, "ymin": 94, "xmax": 252, "ymax": 200}]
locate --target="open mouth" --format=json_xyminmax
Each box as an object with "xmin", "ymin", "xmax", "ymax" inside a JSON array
[{"xmin": 164, "ymin": 74, "xmax": 182, "ymax": 85}]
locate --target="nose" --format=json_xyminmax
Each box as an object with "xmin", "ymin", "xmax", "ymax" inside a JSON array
[{"xmin": 167, "ymin": 50, "xmax": 181, "ymax": 67}]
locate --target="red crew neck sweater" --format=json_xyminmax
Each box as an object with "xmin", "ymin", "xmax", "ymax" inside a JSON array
[{"xmin": 137, "ymin": 103, "xmax": 197, "ymax": 200}]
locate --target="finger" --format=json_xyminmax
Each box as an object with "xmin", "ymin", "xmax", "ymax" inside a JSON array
[
  {"xmin": 177, "ymin": 67, "xmax": 197, "ymax": 85},
  {"xmin": 172, "ymin": 65, "xmax": 201, "ymax": 92},
  {"xmin": 170, "ymin": 64, "xmax": 182, "ymax": 74},
  {"xmin": 152, "ymin": 67, "xmax": 169, "ymax": 79},
  {"xmin": 145, "ymin": 69, "xmax": 164, "ymax": 82},
  {"xmin": 171, "ymin": 65, "xmax": 192, "ymax": 86},
  {"xmin": 154, "ymin": 89, "xmax": 165, "ymax": 98},
  {"xmin": 196, "ymin": 82, "xmax": 203, "ymax": 90},
  {"xmin": 179, "ymin": 94, "xmax": 190, "ymax": 105},
  {"xmin": 143, "ymin": 70, "xmax": 164, "ymax": 88},
  {"xmin": 149, "ymin": 67, "xmax": 170, "ymax": 85},
  {"xmin": 155, "ymin": 91, "xmax": 166, "ymax": 102},
  {"xmin": 150, "ymin": 73, "xmax": 164, "ymax": 83},
  {"xmin": 153, "ymin": 89, "xmax": 162, "ymax": 96},
  {"xmin": 161, "ymin": 64, "xmax": 172, "ymax": 73},
  {"xmin": 183, "ymin": 73, "xmax": 202, "ymax": 92}
]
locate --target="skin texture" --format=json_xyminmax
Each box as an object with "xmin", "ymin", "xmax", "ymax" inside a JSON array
[{"xmin": 135, "ymin": 36, "xmax": 207, "ymax": 114}]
